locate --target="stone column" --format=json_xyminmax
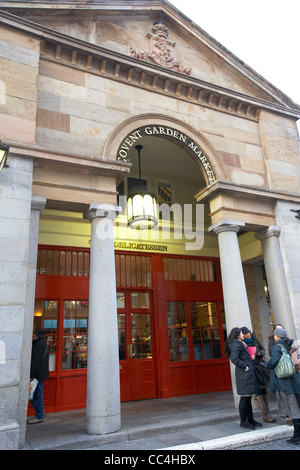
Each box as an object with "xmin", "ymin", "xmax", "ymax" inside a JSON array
[
  {"xmin": 84, "ymin": 204, "xmax": 121, "ymax": 435},
  {"xmin": 209, "ymin": 220, "xmax": 253, "ymax": 407},
  {"xmin": 255, "ymin": 226, "xmax": 296, "ymax": 338},
  {"xmin": 209, "ymin": 220, "xmax": 252, "ymax": 333},
  {"xmin": 18, "ymin": 196, "xmax": 46, "ymax": 448}
]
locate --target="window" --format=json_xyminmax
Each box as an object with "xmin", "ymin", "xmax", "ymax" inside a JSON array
[
  {"xmin": 157, "ymin": 181, "xmax": 174, "ymax": 221},
  {"xmin": 167, "ymin": 301, "xmax": 223, "ymax": 362},
  {"xmin": 118, "ymin": 313, "xmax": 126, "ymax": 360},
  {"xmin": 164, "ymin": 257, "xmax": 217, "ymax": 282},
  {"xmin": 157, "ymin": 181, "xmax": 172, "ymax": 205},
  {"xmin": 62, "ymin": 301, "xmax": 88, "ymax": 370},
  {"xmin": 131, "ymin": 314, "xmax": 152, "ymax": 359},
  {"xmin": 167, "ymin": 302, "xmax": 189, "ymax": 361},
  {"xmin": 34, "ymin": 300, "xmax": 58, "ymax": 371},
  {"xmin": 190, "ymin": 302, "xmax": 221, "ymax": 359}
]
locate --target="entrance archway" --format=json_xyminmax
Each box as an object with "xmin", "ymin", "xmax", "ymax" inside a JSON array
[
  {"xmin": 104, "ymin": 113, "xmax": 227, "ymax": 185},
  {"xmin": 108, "ymin": 115, "xmax": 231, "ymax": 399},
  {"xmin": 32, "ymin": 116, "xmax": 231, "ymax": 414}
]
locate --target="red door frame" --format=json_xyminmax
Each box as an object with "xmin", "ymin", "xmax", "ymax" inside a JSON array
[
  {"xmin": 118, "ymin": 289, "xmax": 157, "ymax": 401},
  {"xmin": 33, "ymin": 245, "xmax": 231, "ymax": 413},
  {"xmin": 153, "ymin": 254, "xmax": 231, "ymax": 398}
]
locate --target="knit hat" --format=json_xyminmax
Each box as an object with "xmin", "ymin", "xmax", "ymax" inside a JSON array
[{"xmin": 274, "ymin": 328, "xmax": 287, "ymax": 338}]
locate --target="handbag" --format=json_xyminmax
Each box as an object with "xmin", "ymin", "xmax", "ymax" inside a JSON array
[
  {"xmin": 29, "ymin": 378, "xmax": 38, "ymax": 400},
  {"xmin": 274, "ymin": 344, "xmax": 296, "ymax": 379},
  {"xmin": 290, "ymin": 348, "xmax": 300, "ymax": 373}
]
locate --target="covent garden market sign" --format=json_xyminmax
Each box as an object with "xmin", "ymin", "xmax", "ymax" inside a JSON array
[{"xmin": 117, "ymin": 125, "xmax": 216, "ymax": 184}]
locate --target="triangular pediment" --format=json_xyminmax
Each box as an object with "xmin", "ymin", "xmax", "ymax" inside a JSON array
[{"xmin": 1, "ymin": 0, "xmax": 299, "ymax": 115}]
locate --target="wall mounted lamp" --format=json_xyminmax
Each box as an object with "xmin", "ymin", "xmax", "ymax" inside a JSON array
[
  {"xmin": 291, "ymin": 209, "xmax": 300, "ymax": 220},
  {"xmin": 0, "ymin": 140, "xmax": 9, "ymax": 172}
]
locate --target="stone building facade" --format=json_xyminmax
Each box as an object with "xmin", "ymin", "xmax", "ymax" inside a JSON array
[{"xmin": 0, "ymin": 0, "xmax": 299, "ymax": 449}]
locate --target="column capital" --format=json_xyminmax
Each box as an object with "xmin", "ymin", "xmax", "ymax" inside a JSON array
[
  {"xmin": 84, "ymin": 203, "xmax": 121, "ymax": 221},
  {"xmin": 208, "ymin": 219, "xmax": 245, "ymax": 235},
  {"xmin": 255, "ymin": 225, "xmax": 281, "ymax": 241},
  {"xmin": 31, "ymin": 196, "xmax": 46, "ymax": 212}
]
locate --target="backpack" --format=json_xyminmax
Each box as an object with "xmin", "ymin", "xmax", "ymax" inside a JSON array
[{"xmin": 290, "ymin": 348, "xmax": 300, "ymax": 373}]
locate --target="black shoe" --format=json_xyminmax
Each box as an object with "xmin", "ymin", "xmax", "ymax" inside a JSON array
[
  {"xmin": 287, "ymin": 437, "xmax": 300, "ymax": 445},
  {"xmin": 248, "ymin": 419, "xmax": 262, "ymax": 427},
  {"xmin": 287, "ymin": 419, "xmax": 300, "ymax": 445},
  {"xmin": 240, "ymin": 421, "xmax": 255, "ymax": 430}
]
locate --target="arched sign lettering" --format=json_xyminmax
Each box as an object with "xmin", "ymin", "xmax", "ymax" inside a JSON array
[{"xmin": 117, "ymin": 126, "xmax": 216, "ymax": 184}]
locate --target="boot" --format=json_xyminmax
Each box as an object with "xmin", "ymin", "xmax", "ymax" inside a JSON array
[
  {"xmin": 256, "ymin": 395, "xmax": 276, "ymax": 423},
  {"xmin": 239, "ymin": 397, "xmax": 255, "ymax": 430},
  {"xmin": 246, "ymin": 396, "xmax": 262, "ymax": 428},
  {"xmin": 287, "ymin": 419, "xmax": 300, "ymax": 445}
]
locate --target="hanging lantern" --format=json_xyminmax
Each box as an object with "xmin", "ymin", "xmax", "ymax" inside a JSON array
[
  {"xmin": 127, "ymin": 190, "xmax": 158, "ymax": 230},
  {"xmin": 127, "ymin": 145, "xmax": 158, "ymax": 230}
]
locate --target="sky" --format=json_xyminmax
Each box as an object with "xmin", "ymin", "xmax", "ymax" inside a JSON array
[{"xmin": 168, "ymin": 0, "xmax": 300, "ymax": 109}]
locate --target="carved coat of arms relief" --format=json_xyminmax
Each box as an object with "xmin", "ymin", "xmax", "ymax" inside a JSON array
[{"xmin": 129, "ymin": 22, "xmax": 192, "ymax": 76}]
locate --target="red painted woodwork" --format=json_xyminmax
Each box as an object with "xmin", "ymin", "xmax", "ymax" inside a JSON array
[{"xmin": 31, "ymin": 246, "xmax": 231, "ymax": 415}]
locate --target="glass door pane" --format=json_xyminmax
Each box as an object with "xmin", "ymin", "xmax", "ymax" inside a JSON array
[
  {"xmin": 118, "ymin": 313, "xmax": 126, "ymax": 360},
  {"xmin": 62, "ymin": 301, "xmax": 88, "ymax": 370},
  {"xmin": 131, "ymin": 313, "xmax": 152, "ymax": 359},
  {"xmin": 167, "ymin": 301, "xmax": 189, "ymax": 361},
  {"xmin": 34, "ymin": 300, "xmax": 58, "ymax": 371},
  {"xmin": 117, "ymin": 291, "xmax": 153, "ymax": 360},
  {"xmin": 190, "ymin": 302, "xmax": 221, "ymax": 359}
]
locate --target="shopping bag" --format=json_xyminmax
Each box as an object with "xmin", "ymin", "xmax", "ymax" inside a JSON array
[
  {"xmin": 290, "ymin": 348, "xmax": 300, "ymax": 373},
  {"xmin": 29, "ymin": 378, "xmax": 38, "ymax": 400},
  {"xmin": 275, "ymin": 345, "xmax": 296, "ymax": 379}
]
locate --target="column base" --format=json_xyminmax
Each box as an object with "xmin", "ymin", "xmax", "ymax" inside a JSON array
[
  {"xmin": 0, "ymin": 422, "xmax": 20, "ymax": 450},
  {"xmin": 86, "ymin": 413, "xmax": 121, "ymax": 435}
]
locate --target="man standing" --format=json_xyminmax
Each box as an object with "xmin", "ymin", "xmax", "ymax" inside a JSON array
[{"xmin": 28, "ymin": 328, "xmax": 49, "ymax": 424}]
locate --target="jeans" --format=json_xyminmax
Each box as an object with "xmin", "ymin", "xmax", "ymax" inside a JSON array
[{"xmin": 30, "ymin": 381, "xmax": 44, "ymax": 419}]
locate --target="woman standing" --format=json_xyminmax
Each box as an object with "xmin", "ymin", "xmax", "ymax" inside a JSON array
[
  {"xmin": 225, "ymin": 327, "xmax": 262, "ymax": 430},
  {"xmin": 267, "ymin": 327, "xmax": 300, "ymax": 445},
  {"xmin": 241, "ymin": 326, "xmax": 275, "ymax": 423}
]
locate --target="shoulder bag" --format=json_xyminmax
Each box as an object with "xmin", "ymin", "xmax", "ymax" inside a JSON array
[{"xmin": 275, "ymin": 344, "xmax": 296, "ymax": 379}]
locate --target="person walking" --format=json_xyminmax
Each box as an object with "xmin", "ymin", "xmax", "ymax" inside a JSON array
[
  {"xmin": 28, "ymin": 328, "xmax": 49, "ymax": 424},
  {"xmin": 241, "ymin": 326, "xmax": 275, "ymax": 423},
  {"xmin": 225, "ymin": 327, "xmax": 262, "ymax": 430},
  {"xmin": 267, "ymin": 327, "xmax": 300, "ymax": 445}
]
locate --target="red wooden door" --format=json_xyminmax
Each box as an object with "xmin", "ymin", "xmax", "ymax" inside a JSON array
[{"xmin": 118, "ymin": 290, "xmax": 157, "ymax": 401}]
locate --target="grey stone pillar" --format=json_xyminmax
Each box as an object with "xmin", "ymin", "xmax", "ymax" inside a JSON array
[
  {"xmin": 209, "ymin": 220, "xmax": 252, "ymax": 334},
  {"xmin": 85, "ymin": 204, "xmax": 121, "ymax": 435},
  {"xmin": 209, "ymin": 220, "xmax": 252, "ymax": 407},
  {"xmin": 255, "ymin": 226, "xmax": 296, "ymax": 338},
  {"xmin": 18, "ymin": 196, "xmax": 46, "ymax": 448}
]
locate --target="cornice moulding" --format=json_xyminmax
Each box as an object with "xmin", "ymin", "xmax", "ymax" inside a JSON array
[
  {"xmin": 1, "ymin": 10, "xmax": 299, "ymax": 121},
  {"xmin": 8, "ymin": 141, "xmax": 132, "ymax": 176},
  {"xmin": 195, "ymin": 180, "xmax": 300, "ymax": 205}
]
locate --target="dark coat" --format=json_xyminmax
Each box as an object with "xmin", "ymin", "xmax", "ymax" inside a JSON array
[
  {"xmin": 267, "ymin": 338, "xmax": 300, "ymax": 394},
  {"xmin": 268, "ymin": 335, "xmax": 276, "ymax": 357},
  {"xmin": 245, "ymin": 333, "xmax": 270, "ymax": 387},
  {"xmin": 30, "ymin": 336, "xmax": 49, "ymax": 382},
  {"xmin": 229, "ymin": 339, "xmax": 261, "ymax": 396}
]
